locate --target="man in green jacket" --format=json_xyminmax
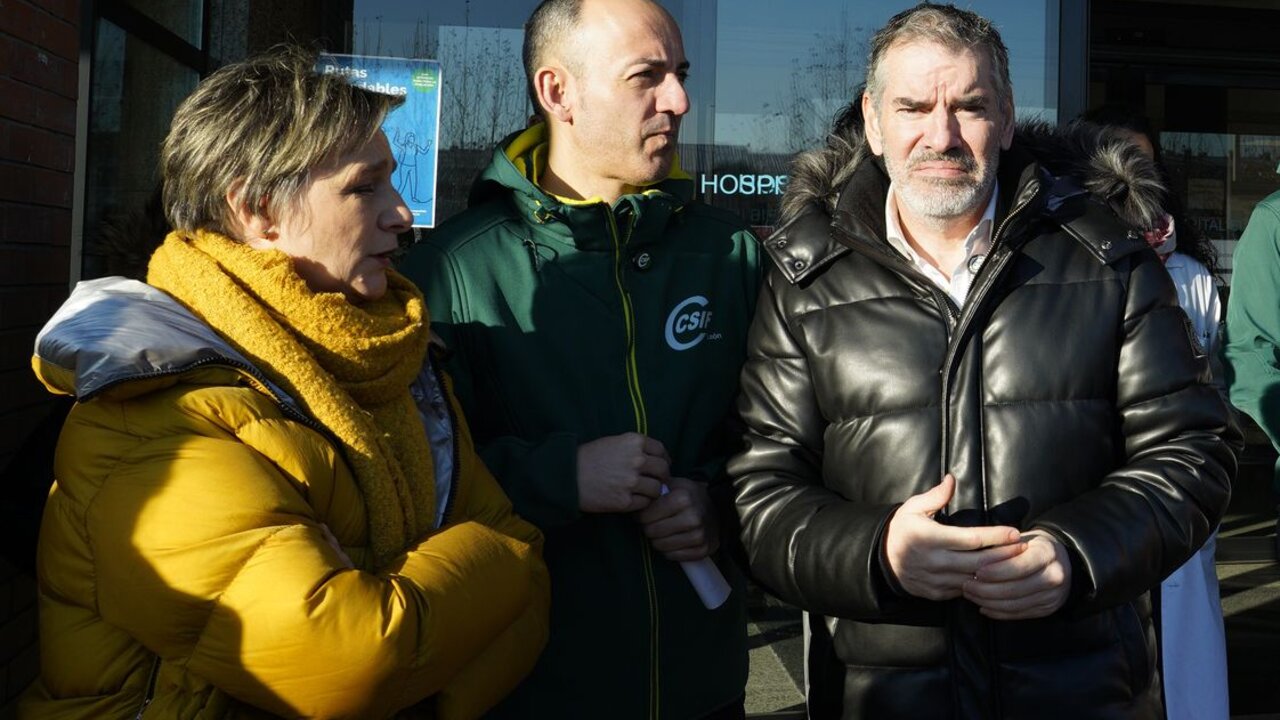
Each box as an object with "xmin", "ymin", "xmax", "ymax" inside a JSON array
[
  {"xmin": 399, "ymin": 0, "xmax": 758, "ymax": 717},
  {"xmin": 1225, "ymin": 188, "xmax": 1280, "ymax": 534}
]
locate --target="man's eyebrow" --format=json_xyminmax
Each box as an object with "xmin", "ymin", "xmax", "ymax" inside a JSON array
[
  {"xmin": 890, "ymin": 91, "xmax": 990, "ymax": 109},
  {"xmin": 953, "ymin": 92, "xmax": 990, "ymax": 106},
  {"xmin": 629, "ymin": 57, "xmax": 691, "ymax": 72},
  {"xmin": 890, "ymin": 96, "xmax": 931, "ymax": 109}
]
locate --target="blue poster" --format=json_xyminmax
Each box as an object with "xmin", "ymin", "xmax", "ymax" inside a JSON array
[{"xmin": 318, "ymin": 53, "xmax": 442, "ymax": 228}]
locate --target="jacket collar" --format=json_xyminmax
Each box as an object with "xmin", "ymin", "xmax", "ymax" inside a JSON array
[
  {"xmin": 33, "ymin": 277, "xmax": 302, "ymax": 415},
  {"xmin": 467, "ymin": 124, "xmax": 694, "ymax": 251}
]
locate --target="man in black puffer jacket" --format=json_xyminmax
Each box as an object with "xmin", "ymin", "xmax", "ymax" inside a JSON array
[{"xmin": 729, "ymin": 4, "xmax": 1239, "ymax": 719}]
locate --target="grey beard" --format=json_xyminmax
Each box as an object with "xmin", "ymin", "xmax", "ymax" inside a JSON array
[
  {"xmin": 895, "ymin": 173, "xmax": 995, "ymax": 220},
  {"xmin": 886, "ymin": 145, "xmax": 999, "ymax": 222}
]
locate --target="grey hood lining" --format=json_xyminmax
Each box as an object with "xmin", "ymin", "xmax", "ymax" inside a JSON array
[{"xmin": 35, "ymin": 277, "xmax": 299, "ymax": 414}]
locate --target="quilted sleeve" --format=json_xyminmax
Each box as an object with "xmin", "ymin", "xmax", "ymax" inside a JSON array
[
  {"xmin": 81, "ymin": 417, "xmax": 541, "ymax": 718},
  {"xmin": 1032, "ymin": 249, "xmax": 1239, "ymax": 612},
  {"xmin": 730, "ymin": 270, "xmax": 904, "ymax": 619}
]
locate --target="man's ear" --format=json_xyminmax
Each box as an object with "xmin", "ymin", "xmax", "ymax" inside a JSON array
[
  {"xmin": 534, "ymin": 64, "xmax": 574, "ymax": 123},
  {"xmin": 862, "ymin": 91, "xmax": 884, "ymax": 155},
  {"xmin": 225, "ymin": 180, "xmax": 275, "ymax": 248}
]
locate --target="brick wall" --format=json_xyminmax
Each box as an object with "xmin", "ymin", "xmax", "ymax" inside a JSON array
[
  {"xmin": 0, "ymin": 0, "xmax": 80, "ymax": 711},
  {"xmin": 0, "ymin": 555, "xmax": 38, "ymax": 711},
  {"xmin": 0, "ymin": 0, "xmax": 78, "ymax": 467}
]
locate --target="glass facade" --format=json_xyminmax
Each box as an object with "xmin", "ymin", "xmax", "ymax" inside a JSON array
[
  {"xmin": 1163, "ymin": 127, "xmax": 1280, "ymax": 280},
  {"xmin": 123, "ymin": 0, "xmax": 204, "ymax": 46},
  {"xmin": 83, "ymin": 21, "xmax": 198, "ymax": 278},
  {"xmin": 74, "ymin": 1, "xmax": 1065, "ymax": 277},
  {"xmin": 351, "ymin": 0, "xmax": 1061, "ymax": 235},
  {"xmin": 76, "ymin": 0, "xmax": 355, "ymax": 280},
  {"xmin": 1091, "ymin": 1, "xmax": 1280, "ymax": 285},
  {"xmin": 74, "ymin": 0, "xmax": 1280, "ymax": 288}
]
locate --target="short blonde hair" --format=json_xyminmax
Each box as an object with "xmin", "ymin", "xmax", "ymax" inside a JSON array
[{"xmin": 161, "ymin": 44, "xmax": 403, "ymax": 236}]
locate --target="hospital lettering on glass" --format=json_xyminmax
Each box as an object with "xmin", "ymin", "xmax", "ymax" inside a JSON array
[{"xmin": 698, "ymin": 173, "xmax": 789, "ymax": 196}]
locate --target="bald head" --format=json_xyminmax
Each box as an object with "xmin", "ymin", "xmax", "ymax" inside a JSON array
[
  {"xmin": 523, "ymin": 0, "xmax": 582, "ymax": 115},
  {"xmin": 523, "ymin": 0, "xmax": 677, "ymax": 117}
]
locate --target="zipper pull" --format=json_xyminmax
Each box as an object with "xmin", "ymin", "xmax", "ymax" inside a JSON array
[
  {"xmin": 523, "ymin": 237, "xmax": 542, "ymax": 271},
  {"xmin": 134, "ymin": 656, "xmax": 160, "ymax": 719}
]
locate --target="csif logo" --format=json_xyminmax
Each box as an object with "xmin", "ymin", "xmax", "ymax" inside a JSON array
[{"xmin": 665, "ymin": 295, "xmax": 720, "ymax": 351}]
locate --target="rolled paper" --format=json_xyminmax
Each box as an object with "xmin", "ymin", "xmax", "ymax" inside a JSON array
[
  {"xmin": 661, "ymin": 484, "xmax": 732, "ymax": 609},
  {"xmin": 680, "ymin": 554, "xmax": 732, "ymax": 609}
]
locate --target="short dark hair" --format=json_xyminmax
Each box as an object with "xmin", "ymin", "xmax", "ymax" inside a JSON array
[
  {"xmin": 1082, "ymin": 103, "xmax": 1159, "ymax": 161},
  {"xmin": 865, "ymin": 3, "xmax": 1011, "ymax": 109},
  {"xmin": 522, "ymin": 0, "xmax": 584, "ymax": 116}
]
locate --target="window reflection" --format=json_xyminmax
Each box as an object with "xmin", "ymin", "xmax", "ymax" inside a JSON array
[
  {"xmin": 353, "ymin": 1, "xmax": 536, "ymax": 221},
  {"xmin": 1164, "ymin": 131, "xmax": 1280, "ymax": 283},
  {"xmin": 351, "ymin": 0, "xmax": 1058, "ymax": 235},
  {"xmin": 123, "ymin": 0, "xmax": 204, "ymax": 47},
  {"xmin": 83, "ymin": 21, "xmax": 198, "ymax": 279}
]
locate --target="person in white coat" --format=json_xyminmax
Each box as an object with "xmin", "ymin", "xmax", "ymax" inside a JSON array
[{"xmin": 1085, "ymin": 104, "xmax": 1229, "ymax": 720}]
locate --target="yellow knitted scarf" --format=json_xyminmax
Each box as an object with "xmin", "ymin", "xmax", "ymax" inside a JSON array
[{"xmin": 147, "ymin": 229, "xmax": 433, "ymax": 568}]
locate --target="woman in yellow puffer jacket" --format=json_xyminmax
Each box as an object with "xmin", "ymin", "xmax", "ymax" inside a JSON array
[{"xmin": 20, "ymin": 45, "xmax": 548, "ymax": 719}]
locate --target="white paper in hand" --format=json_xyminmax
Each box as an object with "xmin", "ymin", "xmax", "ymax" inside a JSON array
[{"xmin": 660, "ymin": 484, "xmax": 731, "ymax": 609}]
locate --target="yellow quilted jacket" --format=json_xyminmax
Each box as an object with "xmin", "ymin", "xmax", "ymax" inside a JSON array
[{"xmin": 20, "ymin": 278, "xmax": 549, "ymax": 719}]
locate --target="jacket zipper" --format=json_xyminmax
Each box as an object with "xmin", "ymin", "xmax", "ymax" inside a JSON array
[
  {"xmin": 839, "ymin": 184, "xmax": 1041, "ymax": 719},
  {"xmin": 937, "ymin": 184, "xmax": 1040, "ymax": 478},
  {"xmin": 82, "ymin": 355, "xmax": 329, "ymax": 438},
  {"xmin": 133, "ymin": 655, "xmax": 160, "ymax": 719},
  {"xmin": 934, "ymin": 183, "xmax": 1040, "ymax": 720},
  {"xmin": 608, "ymin": 206, "xmax": 650, "ymax": 434},
  {"xmin": 606, "ymin": 203, "xmax": 661, "ymax": 720}
]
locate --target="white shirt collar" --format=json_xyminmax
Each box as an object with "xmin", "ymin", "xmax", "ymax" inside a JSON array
[{"xmin": 883, "ymin": 182, "xmax": 998, "ymax": 305}]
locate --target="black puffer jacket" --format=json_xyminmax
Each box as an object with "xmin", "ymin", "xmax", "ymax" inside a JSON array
[{"xmin": 730, "ymin": 119, "xmax": 1239, "ymax": 719}]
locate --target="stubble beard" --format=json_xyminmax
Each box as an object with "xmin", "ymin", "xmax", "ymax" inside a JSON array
[{"xmin": 638, "ymin": 118, "xmax": 680, "ymax": 185}]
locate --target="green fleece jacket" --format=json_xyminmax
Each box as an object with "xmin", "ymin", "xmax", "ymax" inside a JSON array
[
  {"xmin": 400, "ymin": 124, "xmax": 759, "ymax": 719},
  {"xmin": 1225, "ymin": 188, "xmax": 1280, "ymax": 491}
]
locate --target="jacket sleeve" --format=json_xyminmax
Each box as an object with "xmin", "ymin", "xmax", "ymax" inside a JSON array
[
  {"xmin": 415, "ymin": 241, "xmax": 582, "ymax": 528},
  {"xmin": 1032, "ymin": 249, "xmax": 1239, "ymax": 613},
  {"xmin": 1225, "ymin": 198, "xmax": 1280, "ymax": 456},
  {"xmin": 432, "ymin": 371, "xmax": 550, "ymax": 720},
  {"xmin": 85, "ymin": 418, "xmax": 543, "ymax": 719},
  {"xmin": 730, "ymin": 270, "xmax": 905, "ymax": 619},
  {"xmin": 686, "ymin": 228, "xmax": 765, "ymax": 543}
]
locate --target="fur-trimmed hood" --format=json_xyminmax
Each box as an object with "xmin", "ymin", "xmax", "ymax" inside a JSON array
[{"xmin": 779, "ymin": 108, "xmax": 1168, "ymax": 233}]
